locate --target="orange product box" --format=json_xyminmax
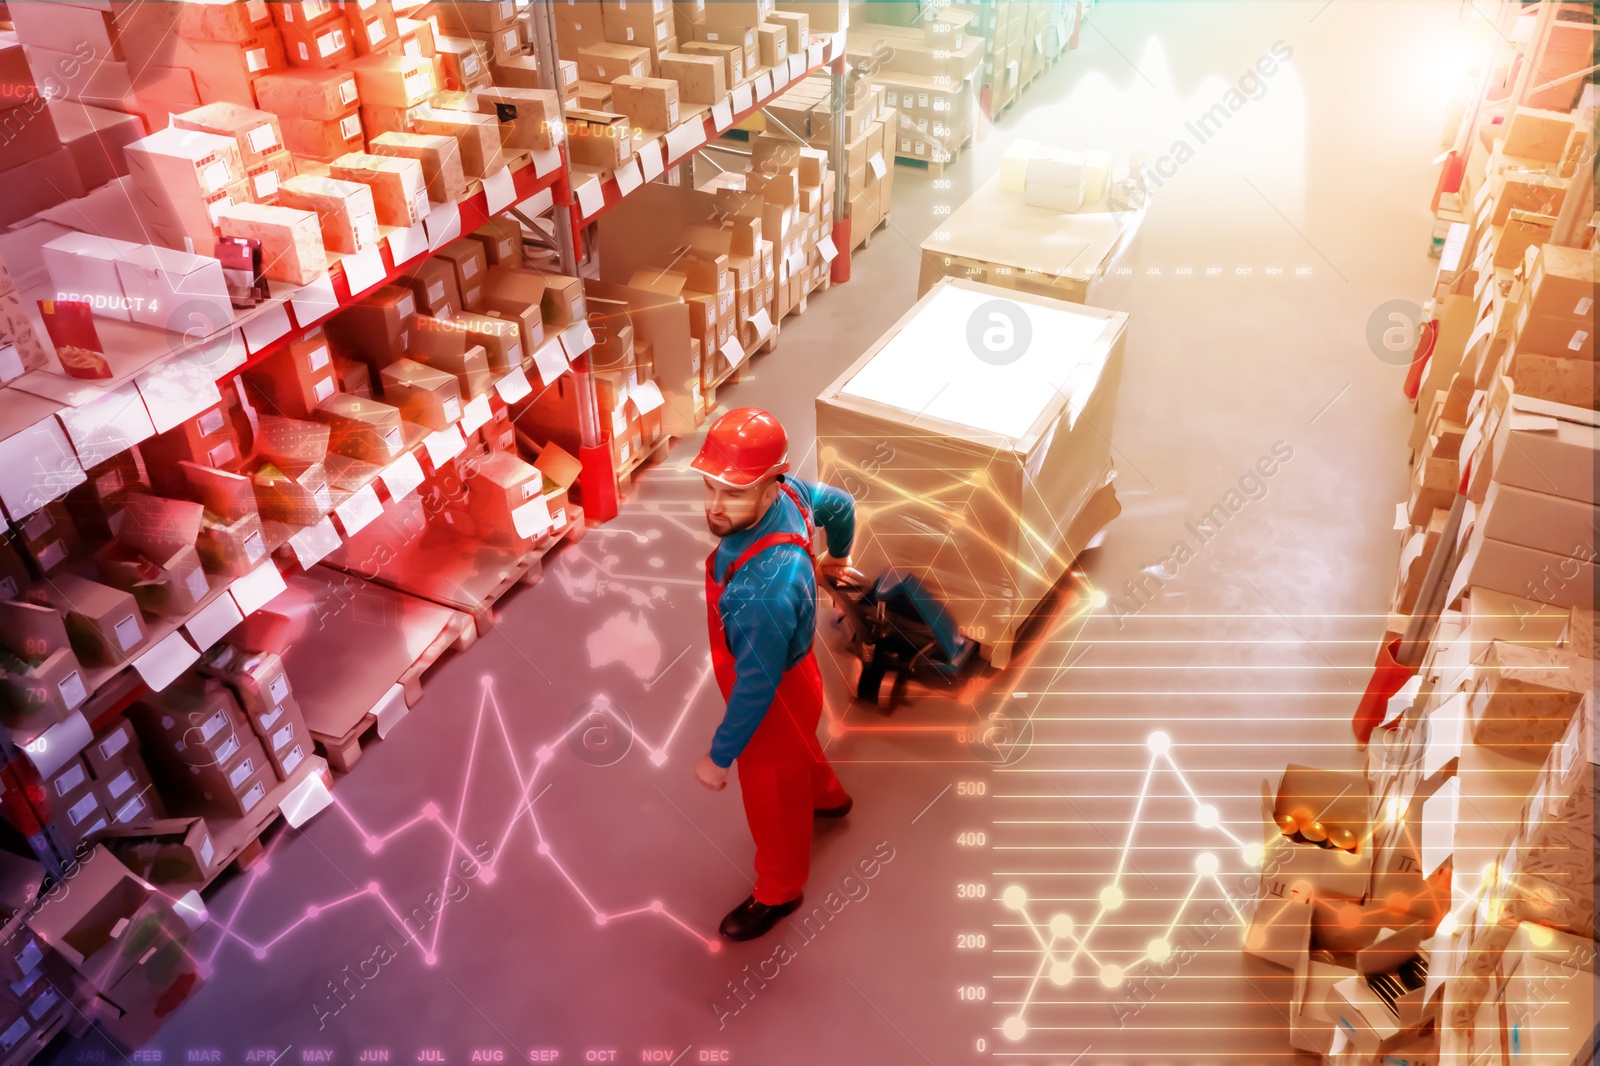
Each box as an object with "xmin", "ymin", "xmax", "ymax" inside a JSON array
[
  {"xmin": 348, "ymin": 5, "xmax": 400, "ymax": 56},
  {"xmin": 474, "ymin": 86, "xmax": 564, "ymax": 151},
  {"xmin": 434, "ymin": 35, "xmax": 490, "ymax": 91},
  {"xmin": 403, "ymin": 256, "xmax": 463, "ymax": 318},
  {"xmin": 340, "ymin": 51, "xmax": 437, "ymax": 108},
  {"xmin": 407, "ymin": 106, "xmax": 507, "ymax": 178},
  {"xmin": 243, "ymin": 330, "xmax": 337, "ymax": 417},
  {"xmin": 217, "ymin": 202, "xmax": 327, "ymax": 286},
  {"xmin": 252, "ymin": 68, "xmax": 359, "ymax": 120},
  {"xmin": 369, "ymin": 130, "xmax": 466, "ymax": 204},
  {"xmin": 395, "ymin": 17, "xmax": 438, "ymax": 61},
  {"xmin": 244, "ymin": 149, "xmax": 297, "ymax": 201},
  {"xmin": 324, "ymin": 283, "xmax": 417, "ymax": 366},
  {"xmin": 434, "ymin": 238, "xmax": 489, "ymax": 310},
  {"xmin": 275, "ymin": 173, "xmax": 377, "ymax": 254},
  {"xmin": 176, "ymin": 0, "xmax": 274, "ymax": 42},
  {"xmin": 380, "ymin": 358, "xmax": 463, "ymax": 431},
  {"xmin": 171, "ymin": 101, "xmax": 283, "ymax": 167},
  {"xmin": 172, "ymin": 34, "xmax": 288, "ymax": 107},
  {"xmin": 280, "ymin": 109, "xmax": 365, "ymax": 161},
  {"xmin": 328, "ymin": 151, "xmax": 428, "ymax": 227},
  {"xmin": 267, "ymin": 1, "xmax": 340, "ymax": 29},
  {"xmin": 281, "ymin": 14, "xmax": 355, "ymax": 70}
]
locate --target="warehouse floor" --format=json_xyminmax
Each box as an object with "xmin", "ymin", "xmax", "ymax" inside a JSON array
[{"xmin": 46, "ymin": 2, "xmax": 1461, "ymax": 1062}]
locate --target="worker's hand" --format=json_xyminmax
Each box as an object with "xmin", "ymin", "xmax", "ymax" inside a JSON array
[
  {"xmin": 695, "ymin": 754, "xmax": 729, "ymax": 791},
  {"xmin": 816, "ymin": 553, "xmax": 855, "ymax": 582}
]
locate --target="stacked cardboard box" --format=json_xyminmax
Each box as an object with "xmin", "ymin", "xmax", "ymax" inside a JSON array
[
  {"xmin": 845, "ymin": 18, "xmax": 981, "ymax": 166},
  {"xmin": 763, "ymin": 71, "xmax": 894, "ymax": 247}
]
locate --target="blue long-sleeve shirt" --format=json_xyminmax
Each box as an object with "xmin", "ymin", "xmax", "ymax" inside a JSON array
[{"xmin": 709, "ymin": 476, "xmax": 854, "ymax": 768}]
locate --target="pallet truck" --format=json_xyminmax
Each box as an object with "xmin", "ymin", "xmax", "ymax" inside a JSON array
[{"xmin": 821, "ymin": 567, "xmax": 984, "ymax": 711}]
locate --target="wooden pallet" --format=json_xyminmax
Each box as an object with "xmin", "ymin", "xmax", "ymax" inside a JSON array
[
  {"xmin": 854, "ymin": 212, "xmax": 891, "ymax": 251},
  {"xmin": 616, "ymin": 437, "xmax": 672, "ymax": 493},
  {"xmin": 313, "ymin": 610, "xmax": 474, "ymax": 773}
]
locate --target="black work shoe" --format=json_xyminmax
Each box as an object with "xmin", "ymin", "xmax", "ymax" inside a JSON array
[
  {"xmin": 815, "ymin": 796, "xmax": 854, "ymax": 818},
  {"xmin": 719, "ymin": 895, "xmax": 803, "ymax": 941}
]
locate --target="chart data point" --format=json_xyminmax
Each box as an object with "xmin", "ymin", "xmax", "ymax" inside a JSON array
[
  {"xmin": 1146, "ymin": 730, "xmax": 1171, "ymax": 755},
  {"xmin": 1001, "ymin": 1017, "xmax": 1027, "ymax": 1041},
  {"xmin": 1099, "ymin": 885, "xmax": 1125, "ymax": 911},
  {"xmin": 1147, "ymin": 938, "xmax": 1171, "ymax": 963},
  {"xmin": 1048, "ymin": 913, "xmax": 1074, "ymax": 938},
  {"xmin": 1048, "ymin": 961, "xmax": 1073, "ymax": 987},
  {"xmin": 1195, "ymin": 852, "xmax": 1220, "ymax": 876},
  {"xmin": 1001, "ymin": 885, "xmax": 1028, "ymax": 911},
  {"xmin": 1099, "ymin": 964, "xmax": 1124, "ymax": 988},
  {"xmin": 1195, "ymin": 803, "xmax": 1219, "ymax": 828}
]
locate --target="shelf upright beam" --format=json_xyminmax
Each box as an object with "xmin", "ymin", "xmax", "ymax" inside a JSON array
[
  {"xmin": 828, "ymin": 48, "xmax": 852, "ymax": 283},
  {"xmin": 527, "ymin": 0, "xmax": 620, "ymax": 522}
]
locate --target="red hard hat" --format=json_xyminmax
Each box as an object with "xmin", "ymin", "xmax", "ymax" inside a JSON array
[{"xmin": 691, "ymin": 407, "xmax": 789, "ymax": 487}]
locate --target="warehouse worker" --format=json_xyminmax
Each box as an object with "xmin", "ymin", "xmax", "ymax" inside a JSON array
[{"xmin": 691, "ymin": 407, "xmax": 856, "ymax": 942}]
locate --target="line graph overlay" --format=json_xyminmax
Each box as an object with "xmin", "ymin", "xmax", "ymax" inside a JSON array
[
  {"xmin": 992, "ymin": 731, "xmax": 1264, "ymax": 1043},
  {"xmin": 200, "ymin": 677, "xmax": 723, "ymax": 972}
]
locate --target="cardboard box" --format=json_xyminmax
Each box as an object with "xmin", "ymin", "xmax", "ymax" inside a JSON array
[
  {"xmin": 435, "ymin": 239, "xmax": 490, "ymax": 310},
  {"xmin": 280, "ymin": 14, "xmax": 353, "ymax": 69},
  {"xmin": 469, "ymin": 218, "xmax": 523, "ymax": 268},
  {"xmin": 369, "ymin": 130, "xmax": 466, "ymax": 204},
  {"xmin": 217, "ymin": 202, "xmax": 327, "ymax": 286},
  {"xmin": 609, "ymin": 75, "xmax": 680, "ymax": 131},
  {"xmin": 244, "ymin": 330, "xmax": 337, "ymax": 418},
  {"xmin": 815, "ymin": 278, "xmax": 1122, "ymax": 663},
  {"xmin": 196, "ymin": 510, "xmax": 268, "ymax": 577},
  {"xmin": 328, "ymin": 152, "xmax": 429, "ymax": 227},
  {"xmin": 275, "ymin": 174, "xmax": 378, "ymax": 255},
  {"xmin": 380, "ymin": 358, "xmax": 463, "ymax": 431},
  {"xmin": 579, "ymin": 41, "xmax": 650, "ymax": 82},
  {"xmin": 473, "ymin": 86, "xmax": 563, "ymax": 151},
  {"xmin": 678, "ymin": 40, "xmax": 743, "ymax": 86},
  {"xmin": 314, "ymin": 394, "xmax": 405, "ymax": 463},
  {"xmin": 46, "ymin": 100, "xmax": 142, "ymax": 193},
  {"xmin": 28, "ymin": 574, "xmax": 146, "ymax": 667},
  {"xmin": 0, "ymin": 644, "xmax": 86, "ymax": 730},
  {"xmin": 342, "ymin": 51, "xmax": 436, "ymax": 109},
  {"xmin": 657, "ymin": 51, "xmax": 725, "ymax": 103},
  {"xmin": 564, "ymin": 107, "xmax": 633, "ymax": 169},
  {"xmin": 253, "ymin": 67, "xmax": 359, "ymax": 120},
  {"xmin": 541, "ymin": 274, "xmax": 587, "ymax": 327},
  {"xmin": 172, "ymin": 102, "xmax": 282, "ymax": 169},
  {"xmin": 1257, "ymin": 764, "xmax": 1372, "ymax": 902},
  {"xmin": 326, "ymin": 284, "xmax": 416, "ymax": 366},
  {"xmin": 404, "ymin": 107, "xmax": 503, "ymax": 178},
  {"xmin": 1502, "ymin": 106, "xmax": 1574, "ymax": 163},
  {"xmin": 94, "ymin": 540, "xmax": 210, "ymax": 619},
  {"xmin": 404, "ymin": 256, "xmax": 463, "ymax": 319},
  {"xmin": 98, "ymin": 817, "xmax": 219, "ymax": 886},
  {"xmin": 196, "ymin": 643, "xmax": 305, "ymax": 742},
  {"xmin": 279, "ymin": 109, "xmax": 366, "ymax": 162}
]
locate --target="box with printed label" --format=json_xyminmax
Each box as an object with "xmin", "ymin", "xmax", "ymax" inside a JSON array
[
  {"xmin": 469, "ymin": 218, "xmax": 523, "ymax": 269},
  {"xmin": 0, "ymin": 643, "xmax": 86, "ymax": 730},
  {"xmin": 408, "ymin": 106, "xmax": 508, "ymax": 177},
  {"xmin": 172, "ymin": 35, "xmax": 288, "ymax": 107},
  {"xmin": 369, "ymin": 130, "xmax": 466, "ymax": 205},
  {"xmin": 98, "ymin": 816, "xmax": 219, "ymax": 886},
  {"xmin": 315, "ymin": 394, "xmax": 406, "ymax": 463},
  {"xmin": 243, "ymin": 331, "xmax": 338, "ymax": 418},
  {"xmin": 217, "ymin": 202, "xmax": 327, "ymax": 286},
  {"xmin": 250, "ymin": 461, "xmax": 330, "ymax": 525},
  {"xmin": 196, "ymin": 510, "xmax": 268, "ymax": 578},
  {"xmin": 678, "ymin": 41, "xmax": 743, "ymax": 86},
  {"xmin": 579, "ymin": 41, "xmax": 650, "ymax": 82},
  {"xmin": 403, "ymin": 257, "xmax": 463, "ymax": 319},
  {"xmin": 564, "ymin": 108, "xmax": 632, "ymax": 169},
  {"xmin": 275, "ymin": 174, "xmax": 377, "ymax": 254},
  {"xmin": 328, "ymin": 152, "xmax": 429, "ymax": 227},
  {"xmin": 172, "ymin": 102, "xmax": 283, "ymax": 168},
  {"xmin": 435, "ymin": 239, "xmax": 490, "ymax": 311},
  {"xmin": 473, "ymin": 86, "xmax": 563, "ymax": 151},
  {"xmin": 279, "ymin": 109, "xmax": 367, "ymax": 162},
  {"xmin": 325, "ymin": 284, "xmax": 416, "ymax": 367},
  {"xmin": 196, "ymin": 644, "xmax": 305, "ymax": 741},
  {"xmin": 124, "ymin": 126, "xmax": 244, "ymax": 232},
  {"xmin": 380, "ymin": 358, "xmax": 464, "ymax": 431},
  {"xmin": 93, "ymin": 540, "xmax": 210, "ymax": 619},
  {"xmin": 540, "ymin": 274, "xmax": 588, "ymax": 327},
  {"xmin": 253, "ymin": 68, "xmax": 360, "ymax": 120},
  {"xmin": 608, "ymin": 75, "xmax": 679, "ymax": 132},
  {"xmin": 434, "ymin": 34, "xmax": 491, "ymax": 90},
  {"xmin": 657, "ymin": 51, "xmax": 725, "ymax": 103},
  {"xmin": 280, "ymin": 13, "xmax": 353, "ymax": 69},
  {"xmin": 27, "ymin": 574, "xmax": 146, "ymax": 668}
]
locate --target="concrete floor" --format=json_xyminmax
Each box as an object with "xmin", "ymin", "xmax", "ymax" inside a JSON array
[{"xmin": 45, "ymin": 2, "xmax": 1463, "ymax": 1062}]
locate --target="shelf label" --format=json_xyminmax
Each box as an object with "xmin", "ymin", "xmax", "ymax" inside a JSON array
[
  {"xmin": 333, "ymin": 484, "xmax": 384, "ymax": 538},
  {"xmin": 732, "ymin": 84, "xmax": 753, "ymax": 114},
  {"xmin": 232, "ymin": 560, "xmax": 289, "ymax": 615},
  {"xmin": 426, "ymin": 200, "xmax": 462, "ymax": 249},
  {"xmin": 387, "ymin": 222, "xmax": 428, "ymax": 268},
  {"xmin": 711, "ymin": 100, "xmax": 734, "ymax": 131},
  {"xmin": 721, "ymin": 336, "xmax": 747, "ymax": 368},
  {"xmin": 530, "ymin": 339, "xmax": 567, "ymax": 386},
  {"xmin": 495, "ymin": 366, "xmax": 533, "ymax": 403},
  {"xmin": 665, "ymin": 120, "xmax": 706, "ymax": 164},
  {"xmin": 512, "ymin": 495, "xmax": 552, "ymax": 539},
  {"xmin": 289, "ymin": 516, "xmax": 341, "ymax": 569},
  {"xmin": 184, "ymin": 592, "xmax": 245, "ymax": 652},
  {"xmin": 342, "ymin": 244, "xmax": 386, "ymax": 294},
  {"xmin": 754, "ymin": 72, "xmax": 773, "ymax": 101},
  {"xmin": 241, "ymin": 301, "xmax": 293, "ymax": 354},
  {"xmin": 637, "ymin": 141, "xmax": 665, "ymax": 182},
  {"xmin": 868, "ymin": 152, "xmax": 887, "ymax": 179},
  {"xmin": 132, "ymin": 630, "xmax": 201, "ymax": 693},
  {"xmin": 515, "ymin": 186, "xmax": 554, "ymax": 218},
  {"xmin": 749, "ymin": 307, "xmax": 774, "ymax": 336},
  {"xmin": 560, "ymin": 320, "xmax": 596, "ymax": 361},
  {"xmin": 290, "ymin": 274, "xmax": 339, "ymax": 325},
  {"xmin": 787, "ymin": 54, "xmax": 805, "ymax": 82},
  {"xmin": 575, "ymin": 175, "xmax": 605, "ymax": 219},
  {"xmin": 531, "ymin": 147, "xmax": 562, "ymax": 178},
  {"xmin": 808, "ymin": 42, "xmax": 824, "ymax": 68},
  {"xmin": 632, "ymin": 380, "xmax": 665, "ymax": 415},
  {"xmin": 483, "ymin": 166, "xmax": 518, "ymax": 214},
  {"xmin": 460, "ymin": 392, "xmax": 493, "ymax": 434},
  {"xmin": 817, "ymin": 234, "xmax": 839, "ymax": 264},
  {"xmin": 614, "ymin": 157, "xmax": 644, "ymax": 196},
  {"xmin": 422, "ymin": 425, "xmax": 466, "ymax": 467},
  {"xmin": 380, "ymin": 451, "xmax": 425, "ymax": 503}
]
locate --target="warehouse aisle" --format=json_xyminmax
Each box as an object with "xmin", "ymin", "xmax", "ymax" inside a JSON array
[{"xmin": 44, "ymin": 3, "xmax": 1460, "ymax": 1062}]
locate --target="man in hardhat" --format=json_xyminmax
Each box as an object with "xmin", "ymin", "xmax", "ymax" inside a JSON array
[{"xmin": 691, "ymin": 407, "xmax": 856, "ymax": 941}]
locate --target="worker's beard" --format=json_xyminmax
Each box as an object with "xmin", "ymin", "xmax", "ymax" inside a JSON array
[{"xmin": 706, "ymin": 511, "xmax": 757, "ymax": 538}]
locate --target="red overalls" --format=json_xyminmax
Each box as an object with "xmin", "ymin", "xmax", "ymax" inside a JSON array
[{"xmin": 706, "ymin": 480, "xmax": 851, "ymax": 905}]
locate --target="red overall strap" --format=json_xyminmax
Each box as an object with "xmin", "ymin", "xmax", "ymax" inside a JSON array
[
  {"xmin": 706, "ymin": 531, "xmax": 813, "ymax": 596},
  {"xmin": 775, "ymin": 477, "xmax": 813, "ymax": 545}
]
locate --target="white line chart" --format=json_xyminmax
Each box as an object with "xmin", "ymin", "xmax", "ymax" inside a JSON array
[
  {"xmin": 200, "ymin": 674, "xmax": 724, "ymax": 969},
  {"xmin": 996, "ymin": 730, "xmax": 1263, "ymax": 1042}
]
